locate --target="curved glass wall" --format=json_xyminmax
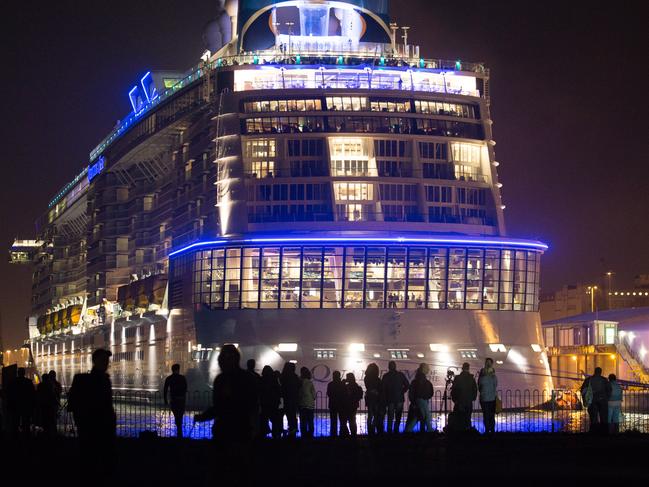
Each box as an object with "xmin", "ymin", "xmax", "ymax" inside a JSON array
[{"xmin": 177, "ymin": 244, "xmax": 540, "ymax": 312}]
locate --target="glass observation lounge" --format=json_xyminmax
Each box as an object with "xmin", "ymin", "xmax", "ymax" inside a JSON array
[{"xmin": 171, "ymin": 237, "xmax": 546, "ymax": 313}]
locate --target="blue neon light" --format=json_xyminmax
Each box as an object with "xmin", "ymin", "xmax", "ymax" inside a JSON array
[
  {"xmin": 88, "ymin": 156, "xmax": 105, "ymax": 182},
  {"xmin": 128, "ymin": 86, "xmax": 141, "ymax": 113},
  {"xmin": 140, "ymin": 71, "xmax": 159, "ymax": 103},
  {"xmin": 169, "ymin": 236, "xmax": 549, "ymax": 258}
]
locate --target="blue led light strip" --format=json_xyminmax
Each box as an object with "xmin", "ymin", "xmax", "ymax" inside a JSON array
[{"xmin": 169, "ymin": 236, "xmax": 549, "ymax": 258}]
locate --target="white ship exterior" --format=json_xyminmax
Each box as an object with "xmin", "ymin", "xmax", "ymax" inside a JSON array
[{"xmin": 13, "ymin": 0, "xmax": 552, "ymax": 393}]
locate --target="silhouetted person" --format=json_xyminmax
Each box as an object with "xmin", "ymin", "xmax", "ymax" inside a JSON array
[
  {"xmin": 259, "ymin": 366, "xmax": 281, "ymax": 438},
  {"xmin": 364, "ymin": 363, "xmax": 383, "ymax": 435},
  {"xmin": 381, "ymin": 361, "xmax": 409, "ymax": 433},
  {"xmin": 608, "ymin": 374, "xmax": 623, "ymax": 434},
  {"xmin": 405, "ymin": 364, "xmax": 434, "ymax": 432},
  {"xmin": 195, "ymin": 345, "xmax": 258, "ymax": 442},
  {"xmin": 478, "ymin": 358, "xmax": 498, "ymax": 434},
  {"xmin": 327, "ymin": 371, "xmax": 346, "ymax": 436},
  {"xmin": 7, "ymin": 367, "xmax": 35, "ymax": 436},
  {"xmin": 49, "ymin": 370, "xmax": 62, "ymax": 406},
  {"xmin": 67, "ymin": 349, "xmax": 116, "ymax": 475},
  {"xmin": 581, "ymin": 367, "xmax": 611, "ymax": 434},
  {"xmin": 68, "ymin": 349, "xmax": 116, "ymax": 440},
  {"xmin": 164, "ymin": 364, "xmax": 188, "ymax": 438},
  {"xmin": 298, "ymin": 367, "xmax": 316, "ymax": 438},
  {"xmin": 450, "ymin": 362, "xmax": 477, "ymax": 431},
  {"xmin": 247, "ymin": 359, "xmax": 261, "ymax": 380},
  {"xmin": 280, "ymin": 362, "xmax": 301, "ymax": 437},
  {"xmin": 36, "ymin": 372, "xmax": 58, "ymax": 437},
  {"xmin": 343, "ymin": 372, "xmax": 363, "ymax": 437}
]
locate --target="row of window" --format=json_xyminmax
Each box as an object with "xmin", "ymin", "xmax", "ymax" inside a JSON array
[
  {"xmin": 245, "ymin": 181, "xmax": 489, "ymax": 206},
  {"xmin": 243, "ymin": 117, "xmax": 484, "ymax": 139},
  {"xmin": 242, "ymin": 97, "xmax": 478, "ymax": 119},
  {"xmin": 244, "ymin": 139, "xmax": 479, "ymax": 165},
  {"xmin": 248, "ymin": 183, "xmax": 330, "ymax": 202},
  {"xmin": 182, "ymin": 246, "xmax": 540, "ymax": 312}
]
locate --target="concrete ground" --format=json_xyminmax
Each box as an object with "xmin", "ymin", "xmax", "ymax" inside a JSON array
[{"xmin": 2, "ymin": 432, "xmax": 648, "ymax": 485}]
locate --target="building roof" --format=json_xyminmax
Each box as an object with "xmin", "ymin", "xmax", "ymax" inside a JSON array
[{"xmin": 543, "ymin": 307, "xmax": 649, "ymax": 326}]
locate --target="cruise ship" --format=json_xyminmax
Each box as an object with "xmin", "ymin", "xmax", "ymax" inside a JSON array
[{"xmin": 11, "ymin": 0, "xmax": 552, "ymax": 393}]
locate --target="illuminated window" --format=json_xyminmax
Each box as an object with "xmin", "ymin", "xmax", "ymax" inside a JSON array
[
  {"xmin": 389, "ymin": 349, "xmax": 409, "ymax": 360},
  {"xmin": 414, "ymin": 100, "xmax": 477, "ymax": 119},
  {"xmin": 334, "ymin": 182, "xmax": 374, "ymax": 201},
  {"xmin": 459, "ymin": 349, "xmax": 478, "ymax": 359},
  {"xmin": 326, "ymin": 97, "xmax": 368, "ymax": 111},
  {"xmin": 244, "ymin": 99, "xmax": 322, "ymax": 113},
  {"xmin": 329, "ymin": 137, "xmax": 377, "ymax": 177},
  {"xmin": 314, "ymin": 349, "xmax": 336, "ymax": 359},
  {"xmin": 370, "ymin": 99, "xmax": 411, "ymax": 113}
]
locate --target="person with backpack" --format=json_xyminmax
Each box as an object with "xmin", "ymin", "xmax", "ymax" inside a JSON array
[
  {"xmin": 343, "ymin": 372, "xmax": 363, "ymax": 437},
  {"xmin": 363, "ymin": 363, "xmax": 383, "ymax": 435},
  {"xmin": 478, "ymin": 358, "xmax": 498, "ymax": 434},
  {"xmin": 607, "ymin": 373, "xmax": 623, "ymax": 434},
  {"xmin": 381, "ymin": 361, "xmax": 409, "ymax": 433},
  {"xmin": 580, "ymin": 367, "xmax": 611, "ymax": 434},
  {"xmin": 405, "ymin": 364, "xmax": 434, "ymax": 432}
]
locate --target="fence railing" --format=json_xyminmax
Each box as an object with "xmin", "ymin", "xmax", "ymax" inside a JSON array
[{"xmin": 46, "ymin": 388, "xmax": 649, "ymax": 439}]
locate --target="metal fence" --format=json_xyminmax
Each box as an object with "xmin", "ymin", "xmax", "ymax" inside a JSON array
[{"xmin": 50, "ymin": 388, "xmax": 649, "ymax": 439}]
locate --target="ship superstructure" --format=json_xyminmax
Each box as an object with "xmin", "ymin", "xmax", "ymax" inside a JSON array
[{"xmin": 12, "ymin": 0, "xmax": 552, "ymax": 392}]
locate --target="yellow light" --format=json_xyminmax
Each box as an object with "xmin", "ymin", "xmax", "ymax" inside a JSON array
[
  {"xmin": 572, "ymin": 355, "xmax": 578, "ymax": 361},
  {"xmin": 610, "ymin": 354, "xmax": 616, "ymax": 360}
]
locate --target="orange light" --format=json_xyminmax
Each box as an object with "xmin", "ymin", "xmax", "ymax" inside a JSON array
[{"xmin": 571, "ymin": 355, "xmax": 577, "ymax": 361}]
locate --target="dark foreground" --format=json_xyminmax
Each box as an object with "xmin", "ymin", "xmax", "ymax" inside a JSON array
[{"xmin": 2, "ymin": 433, "xmax": 648, "ymax": 485}]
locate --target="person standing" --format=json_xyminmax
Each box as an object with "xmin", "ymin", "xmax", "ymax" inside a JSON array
[
  {"xmin": 343, "ymin": 372, "xmax": 363, "ymax": 437},
  {"xmin": 363, "ymin": 363, "xmax": 383, "ymax": 435},
  {"xmin": 580, "ymin": 367, "xmax": 611, "ymax": 434},
  {"xmin": 478, "ymin": 358, "xmax": 498, "ymax": 434},
  {"xmin": 608, "ymin": 374, "xmax": 623, "ymax": 434},
  {"xmin": 36, "ymin": 372, "xmax": 58, "ymax": 437},
  {"xmin": 381, "ymin": 361, "xmax": 409, "ymax": 434},
  {"xmin": 194, "ymin": 344, "xmax": 259, "ymax": 442},
  {"xmin": 327, "ymin": 371, "xmax": 346, "ymax": 436},
  {"xmin": 7, "ymin": 367, "xmax": 36, "ymax": 436},
  {"xmin": 67, "ymin": 349, "xmax": 116, "ymax": 474},
  {"xmin": 450, "ymin": 362, "xmax": 477, "ymax": 431},
  {"xmin": 280, "ymin": 362, "xmax": 301, "ymax": 438},
  {"xmin": 405, "ymin": 364, "xmax": 434, "ymax": 432},
  {"xmin": 298, "ymin": 367, "xmax": 316, "ymax": 438},
  {"xmin": 49, "ymin": 370, "xmax": 62, "ymax": 406},
  {"xmin": 259, "ymin": 366, "xmax": 282, "ymax": 438},
  {"xmin": 163, "ymin": 364, "xmax": 188, "ymax": 438}
]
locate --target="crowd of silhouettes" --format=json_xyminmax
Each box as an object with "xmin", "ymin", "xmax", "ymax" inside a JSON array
[{"xmin": 192, "ymin": 347, "xmax": 446, "ymax": 440}]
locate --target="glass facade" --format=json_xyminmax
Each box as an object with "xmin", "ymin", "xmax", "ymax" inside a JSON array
[{"xmin": 186, "ymin": 245, "xmax": 540, "ymax": 312}]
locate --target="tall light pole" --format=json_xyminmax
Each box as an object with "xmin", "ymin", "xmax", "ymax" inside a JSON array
[
  {"xmin": 588, "ymin": 285, "xmax": 598, "ymax": 313},
  {"xmin": 606, "ymin": 271, "xmax": 614, "ymax": 310}
]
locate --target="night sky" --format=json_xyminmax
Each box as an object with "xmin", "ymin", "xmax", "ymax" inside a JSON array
[{"xmin": 0, "ymin": 1, "xmax": 647, "ymax": 348}]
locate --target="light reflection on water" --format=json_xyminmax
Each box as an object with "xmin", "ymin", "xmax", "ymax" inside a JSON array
[{"xmin": 56, "ymin": 406, "xmax": 649, "ymax": 439}]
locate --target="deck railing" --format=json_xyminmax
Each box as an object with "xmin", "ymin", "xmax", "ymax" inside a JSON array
[{"xmin": 45, "ymin": 388, "xmax": 649, "ymax": 439}]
